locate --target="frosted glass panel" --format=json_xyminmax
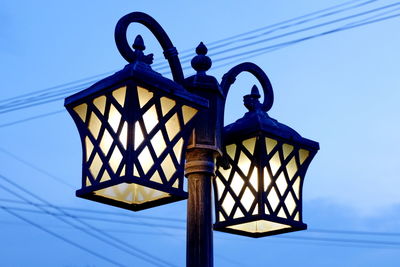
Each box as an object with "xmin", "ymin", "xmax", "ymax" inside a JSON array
[
  {"xmin": 265, "ymin": 137, "xmax": 277, "ymax": 154},
  {"xmin": 227, "ymin": 220, "xmax": 291, "ymax": 233},
  {"xmin": 108, "ymin": 104, "xmax": 121, "ymax": 134},
  {"xmin": 112, "ymin": 86, "xmax": 126, "ymax": 107},
  {"xmin": 242, "ymin": 137, "xmax": 256, "ymax": 154},
  {"xmin": 282, "ymin": 144, "xmax": 293, "ymax": 159},
  {"xmin": 109, "ymin": 147, "xmax": 123, "ymax": 173},
  {"xmin": 93, "ymin": 96, "xmax": 106, "ymax": 114},
  {"xmin": 165, "ymin": 114, "xmax": 180, "ymax": 141},
  {"xmin": 137, "ymin": 86, "xmax": 153, "ymax": 108},
  {"xmin": 138, "ymin": 147, "xmax": 153, "ymax": 174},
  {"xmin": 151, "ymin": 130, "xmax": 166, "ymax": 157},
  {"xmin": 73, "ymin": 103, "xmax": 87, "ymax": 122},
  {"xmin": 94, "ymin": 183, "xmax": 170, "ymax": 204},
  {"xmin": 88, "ymin": 113, "xmax": 102, "ymax": 139},
  {"xmin": 143, "ymin": 105, "xmax": 158, "ymax": 134},
  {"xmin": 182, "ymin": 105, "xmax": 197, "ymax": 124},
  {"xmin": 160, "ymin": 97, "xmax": 175, "ymax": 116}
]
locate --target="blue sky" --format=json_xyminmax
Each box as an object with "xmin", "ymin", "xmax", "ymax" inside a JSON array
[{"xmin": 1, "ymin": 0, "xmax": 400, "ymax": 266}]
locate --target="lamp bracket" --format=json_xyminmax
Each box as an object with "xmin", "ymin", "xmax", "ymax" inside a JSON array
[
  {"xmin": 220, "ymin": 62, "xmax": 274, "ymax": 112},
  {"xmin": 115, "ymin": 12, "xmax": 185, "ymax": 84}
]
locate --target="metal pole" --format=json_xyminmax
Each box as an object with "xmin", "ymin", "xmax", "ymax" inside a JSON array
[{"xmin": 185, "ymin": 148, "xmax": 215, "ymax": 267}]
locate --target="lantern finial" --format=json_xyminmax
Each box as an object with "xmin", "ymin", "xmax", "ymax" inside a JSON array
[
  {"xmin": 243, "ymin": 85, "xmax": 262, "ymax": 112},
  {"xmin": 191, "ymin": 42, "xmax": 212, "ymax": 74},
  {"xmin": 131, "ymin": 34, "xmax": 153, "ymax": 65}
]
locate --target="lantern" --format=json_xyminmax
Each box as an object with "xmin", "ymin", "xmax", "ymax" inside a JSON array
[
  {"xmin": 213, "ymin": 63, "xmax": 319, "ymax": 237},
  {"xmin": 65, "ymin": 23, "xmax": 207, "ymax": 211}
]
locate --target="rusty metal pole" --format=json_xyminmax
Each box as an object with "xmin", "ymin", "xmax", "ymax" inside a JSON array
[{"xmin": 184, "ymin": 43, "xmax": 225, "ymax": 267}]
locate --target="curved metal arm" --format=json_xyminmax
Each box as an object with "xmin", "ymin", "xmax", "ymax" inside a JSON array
[
  {"xmin": 115, "ymin": 12, "xmax": 184, "ymax": 84},
  {"xmin": 220, "ymin": 62, "xmax": 274, "ymax": 112}
]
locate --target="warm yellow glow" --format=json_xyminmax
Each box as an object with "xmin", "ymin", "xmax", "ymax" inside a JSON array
[
  {"xmin": 222, "ymin": 192, "xmax": 235, "ymax": 215},
  {"xmin": 108, "ymin": 104, "xmax": 121, "ymax": 134},
  {"xmin": 100, "ymin": 170, "xmax": 111, "ymax": 183},
  {"xmin": 73, "ymin": 103, "xmax": 87, "ymax": 122},
  {"xmin": 99, "ymin": 130, "xmax": 113, "ymax": 155},
  {"xmin": 299, "ymin": 149, "xmax": 310, "ymax": 164},
  {"xmin": 112, "ymin": 86, "xmax": 126, "ymax": 107},
  {"xmin": 242, "ymin": 138, "xmax": 256, "ymax": 154},
  {"xmin": 285, "ymin": 192, "xmax": 296, "ymax": 216},
  {"xmin": 241, "ymin": 187, "xmax": 254, "ymax": 211},
  {"xmin": 282, "ymin": 143, "xmax": 294, "ymax": 159},
  {"xmin": 267, "ymin": 188, "xmax": 279, "ymax": 212},
  {"xmin": 90, "ymin": 153, "xmax": 102, "ymax": 179},
  {"xmin": 269, "ymin": 151, "xmax": 281, "ymax": 176},
  {"xmin": 88, "ymin": 113, "xmax": 102, "ymax": 139},
  {"xmin": 85, "ymin": 137, "xmax": 94, "ymax": 161},
  {"xmin": 94, "ymin": 183, "xmax": 170, "ymax": 204},
  {"xmin": 275, "ymin": 173, "xmax": 287, "ymax": 195},
  {"xmin": 143, "ymin": 105, "xmax": 158, "ymax": 134},
  {"xmin": 292, "ymin": 176, "xmax": 301, "ymax": 200},
  {"xmin": 120, "ymin": 122, "xmax": 127, "ymax": 149},
  {"xmin": 286, "ymin": 157, "xmax": 297, "ymax": 180},
  {"xmin": 238, "ymin": 151, "xmax": 251, "ymax": 176},
  {"xmin": 233, "ymin": 208, "xmax": 244, "ymax": 219},
  {"xmin": 109, "ymin": 147, "xmax": 123, "ymax": 173},
  {"xmin": 134, "ymin": 122, "xmax": 144, "ymax": 149},
  {"xmin": 277, "ymin": 208, "xmax": 287, "ymax": 218},
  {"xmin": 226, "ymin": 144, "xmax": 236, "ymax": 159},
  {"xmin": 249, "ymin": 168, "xmax": 258, "ymax": 191},
  {"xmin": 227, "ymin": 220, "xmax": 291, "ymax": 233},
  {"xmin": 138, "ymin": 147, "xmax": 153, "ymax": 174},
  {"xmin": 173, "ymin": 138, "xmax": 184, "ymax": 162},
  {"xmin": 138, "ymin": 86, "xmax": 153, "ymax": 108},
  {"xmin": 151, "ymin": 130, "xmax": 166, "ymax": 157},
  {"xmin": 265, "ymin": 137, "xmax": 277, "ymax": 154},
  {"xmin": 93, "ymin": 95, "xmax": 106, "ymax": 114},
  {"xmin": 149, "ymin": 171, "xmax": 163, "ymax": 184},
  {"xmin": 160, "ymin": 97, "xmax": 175, "ymax": 116},
  {"xmin": 182, "ymin": 105, "xmax": 198, "ymax": 124},
  {"xmin": 161, "ymin": 154, "xmax": 175, "ymax": 181},
  {"xmin": 165, "ymin": 113, "xmax": 180, "ymax": 141},
  {"xmin": 231, "ymin": 173, "xmax": 244, "ymax": 197}
]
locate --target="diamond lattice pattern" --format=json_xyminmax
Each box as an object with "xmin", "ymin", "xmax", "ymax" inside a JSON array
[
  {"xmin": 215, "ymin": 137, "xmax": 259, "ymax": 221},
  {"xmin": 73, "ymin": 85, "xmax": 198, "ymax": 204},
  {"xmin": 264, "ymin": 137, "xmax": 310, "ymax": 221}
]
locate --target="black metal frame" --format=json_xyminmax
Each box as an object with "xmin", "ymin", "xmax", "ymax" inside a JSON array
[
  {"xmin": 65, "ymin": 12, "xmax": 208, "ymax": 211},
  {"xmin": 213, "ymin": 63, "xmax": 319, "ymax": 237}
]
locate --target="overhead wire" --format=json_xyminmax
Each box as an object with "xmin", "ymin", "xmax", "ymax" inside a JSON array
[
  {"xmin": 0, "ymin": 205, "xmax": 127, "ymax": 267},
  {"xmin": 0, "ymin": 174, "xmax": 176, "ymax": 267},
  {"xmin": 0, "ymin": 0, "xmax": 396, "ymax": 116}
]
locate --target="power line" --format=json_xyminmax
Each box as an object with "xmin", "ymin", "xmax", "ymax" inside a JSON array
[
  {"xmin": 0, "ymin": 205, "xmax": 127, "ymax": 267},
  {"xmin": 0, "ymin": 175, "xmax": 176, "ymax": 267},
  {"xmin": 0, "ymin": 0, "xmax": 395, "ymax": 116},
  {"xmin": 152, "ymin": 0, "xmax": 378, "ymax": 69}
]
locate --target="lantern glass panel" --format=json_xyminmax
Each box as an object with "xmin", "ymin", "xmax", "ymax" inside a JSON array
[
  {"xmin": 227, "ymin": 220, "xmax": 291, "ymax": 233},
  {"xmin": 68, "ymin": 81, "xmax": 202, "ymax": 210}
]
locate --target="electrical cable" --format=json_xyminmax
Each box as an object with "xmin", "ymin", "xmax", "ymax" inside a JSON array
[
  {"xmin": 0, "ymin": 1, "xmax": 398, "ymax": 118},
  {"xmin": 0, "ymin": 205, "xmax": 127, "ymax": 267},
  {"xmin": 0, "ymin": 175, "xmax": 176, "ymax": 267}
]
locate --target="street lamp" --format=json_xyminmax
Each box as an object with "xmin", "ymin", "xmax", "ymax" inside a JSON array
[
  {"xmin": 65, "ymin": 11, "xmax": 319, "ymax": 266},
  {"xmin": 64, "ymin": 13, "xmax": 208, "ymax": 211},
  {"xmin": 213, "ymin": 63, "xmax": 319, "ymax": 237}
]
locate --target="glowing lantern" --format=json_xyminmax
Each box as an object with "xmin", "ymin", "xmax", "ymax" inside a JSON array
[
  {"xmin": 65, "ymin": 34, "xmax": 207, "ymax": 211},
  {"xmin": 213, "ymin": 66, "xmax": 319, "ymax": 237}
]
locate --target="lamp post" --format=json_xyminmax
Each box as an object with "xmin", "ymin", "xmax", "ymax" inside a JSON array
[{"xmin": 65, "ymin": 11, "xmax": 319, "ymax": 266}]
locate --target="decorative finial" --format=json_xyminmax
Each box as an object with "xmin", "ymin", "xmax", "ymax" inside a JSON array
[
  {"xmin": 132, "ymin": 35, "xmax": 145, "ymax": 51},
  {"xmin": 191, "ymin": 42, "xmax": 212, "ymax": 74},
  {"xmin": 131, "ymin": 34, "xmax": 154, "ymax": 65},
  {"xmin": 243, "ymin": 85, "xmax": 262, "ymax": 111}
]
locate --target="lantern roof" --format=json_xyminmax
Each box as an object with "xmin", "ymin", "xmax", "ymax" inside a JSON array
[
  {"xmin": 65, "ymin": 36, "xmax": 208, "ymax": 109},
  {"xmin": 223, "ymin": 86, "xmax": 319, "ymax": 150}
]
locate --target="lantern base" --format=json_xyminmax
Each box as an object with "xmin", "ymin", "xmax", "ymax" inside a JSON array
[
  {"xmin": 76, "ymin": 182, "xmax": 188, "ymax": 211},
  {"xmin": 213, "ymin": 217, "xmax": 307, "ymax": 238}
]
